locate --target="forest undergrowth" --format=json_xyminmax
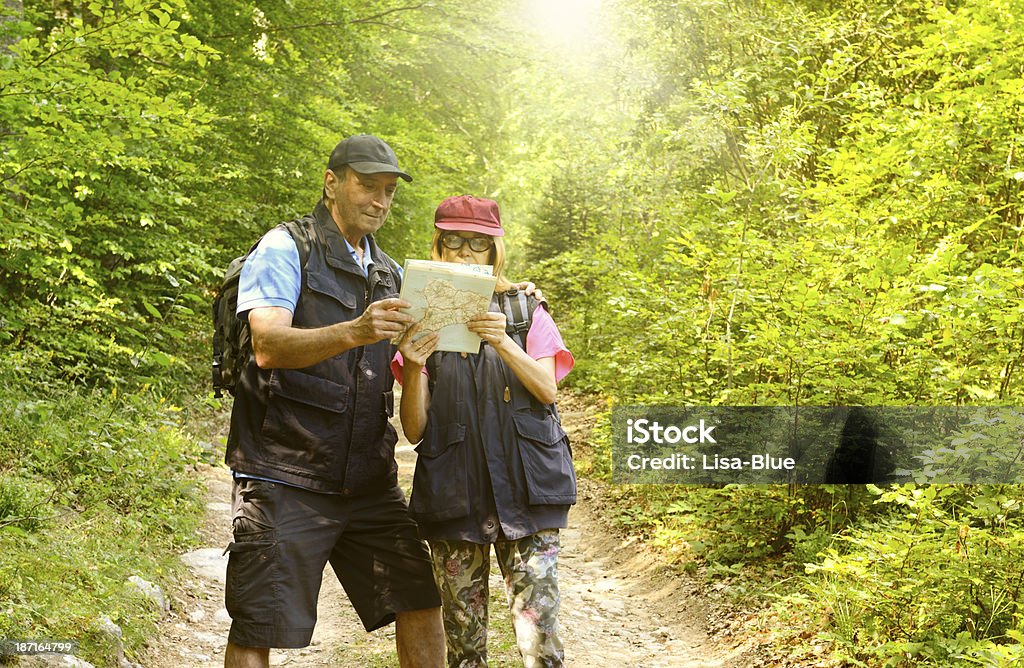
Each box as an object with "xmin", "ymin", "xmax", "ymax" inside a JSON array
[
  {"xmin": 0, "ymin": 367, "xmax": 209, "ymax": 666},
  {"xmin": 571, "ymin": 405, "xmax": 1024, "ymax": 667}
]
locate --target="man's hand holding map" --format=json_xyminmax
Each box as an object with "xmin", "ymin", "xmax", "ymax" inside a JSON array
[{"xmin": 396, "ymin": 260, "xmax": 498, "ymax": 354}]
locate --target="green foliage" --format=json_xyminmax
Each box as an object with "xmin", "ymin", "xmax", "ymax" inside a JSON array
[
  {"xmin": 792, "ymin": 485, "xmax": 1024, "ymax": 666},
  {"xmin": 528, "ymin": 0, "xmax": 1024, "ymax": 407},
  {"xmin": 0, "ymin": 371, "xmax": 204, "ymax": 665},
  {"xmin": 0, "ymin": 473, "xmax": 52, "ymax": 533},
  {"xmin": 597, "ymin": 480, "xmax": 870, "ymax": 572},
  {"xmin": 1, "ymin": 0, "xmax": 218, "ymax": 386}
]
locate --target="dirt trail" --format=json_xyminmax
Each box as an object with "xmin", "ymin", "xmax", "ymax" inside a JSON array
[{"xmin": 145, "ymin": 396, "xmax": 761, "ymax": 667}]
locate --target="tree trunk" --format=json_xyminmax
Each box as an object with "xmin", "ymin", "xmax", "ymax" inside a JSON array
[{"xmin": 1, "ymin": 0, "xmax": 23, "ymax": 52}]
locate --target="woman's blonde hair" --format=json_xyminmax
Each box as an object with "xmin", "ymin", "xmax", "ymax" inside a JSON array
[{"xmin": 430, "ymin": 229, "xmax": 513, "ymax": 292}]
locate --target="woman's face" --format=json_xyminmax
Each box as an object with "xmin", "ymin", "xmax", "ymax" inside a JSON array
[{"xmin": 439, "ymin": 231, "xmax": 495, "ymax": 265}]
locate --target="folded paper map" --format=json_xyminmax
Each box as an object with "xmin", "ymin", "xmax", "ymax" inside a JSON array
[{"xmin": 396, "ymin": 260, "xmax": 498, "ymax": 354}]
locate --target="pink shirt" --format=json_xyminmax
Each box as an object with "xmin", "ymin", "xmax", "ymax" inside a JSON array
[{"xmin": 392, "ymin": 304, "xmax": 575, "ymax": 384}]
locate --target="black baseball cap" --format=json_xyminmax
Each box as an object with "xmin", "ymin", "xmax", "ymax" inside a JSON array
[{"xmin": 327, "ymin": 134, "xmax": 412, "ymax": 182}]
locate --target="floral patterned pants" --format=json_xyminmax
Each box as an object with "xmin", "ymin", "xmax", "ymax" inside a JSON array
[{"xmin": 428, "ymin": 529, "xmax": 564, "ymax": 668}]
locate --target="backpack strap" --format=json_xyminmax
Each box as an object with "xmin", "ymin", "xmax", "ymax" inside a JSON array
[
  {"xmin": 498, "ymin": 289, "xmax": 539, "ymax": 352},
  {"xmin": 498, "ymin": 289, "xmax": 563, "ymax": 420},
  {"xmin": 281, "ymin": 219, "xmax": 313, "ymax": 287}
]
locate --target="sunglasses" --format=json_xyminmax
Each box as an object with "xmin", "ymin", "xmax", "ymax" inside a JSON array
[{"xmin": 441, "ymin": 233, "xmax": 494, "ymax": 252}]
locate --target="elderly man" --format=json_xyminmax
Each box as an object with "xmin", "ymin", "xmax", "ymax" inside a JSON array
[{"xmin": 223, "ymin": 134, "xmax": 444, "ymax": 668}]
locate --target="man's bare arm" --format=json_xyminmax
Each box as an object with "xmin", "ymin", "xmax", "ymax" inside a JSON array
[{"xmin": 249, "ymin": 298, "xmax": 414, "ymax": 369}]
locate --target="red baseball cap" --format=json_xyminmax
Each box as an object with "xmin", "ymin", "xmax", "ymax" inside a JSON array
[{"xmin": 433, "ymin": 195, "xmax": 504, "ymax": 237}]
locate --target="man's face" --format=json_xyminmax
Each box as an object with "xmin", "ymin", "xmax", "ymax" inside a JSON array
[{"xmin": 324, "ymin": 168, "xmax": 399, "ymax": 242}]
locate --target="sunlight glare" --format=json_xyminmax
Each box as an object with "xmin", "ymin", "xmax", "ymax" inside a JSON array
[{"xmin": 528, "ymin": 0, "xmax": 604, "ymax": 48}]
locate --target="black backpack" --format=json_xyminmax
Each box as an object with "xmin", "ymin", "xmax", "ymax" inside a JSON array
[
  {"xmin": 212, "ymin": 220, "xmax": 312, "ymax": 398},
  {"xmin": 498, "ymin": 289, "xmax": 541, "ymax": 350}
]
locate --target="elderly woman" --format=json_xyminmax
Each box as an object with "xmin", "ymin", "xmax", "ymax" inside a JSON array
[{"xmin": 393, "ymin": 195, "xmax": 576, "ymax": 668}]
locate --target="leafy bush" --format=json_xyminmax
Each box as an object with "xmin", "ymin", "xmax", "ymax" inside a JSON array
[
  {"xmin": 792, "ymin": 485, "xmax": 1024, "ymax": 666},
  {"xmin": 0, "ymin": 474, "xmax": 53, "ymax": 533}
]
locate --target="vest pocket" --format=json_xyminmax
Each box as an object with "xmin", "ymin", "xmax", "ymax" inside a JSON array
[
  {"xmin": 260, "ymin": 369, "xmax": 349, "ymax": 472},
  {"xmin": 410, "ymin": 422, "xmax": 470, "ymax": 522},
  {"xmin": 307, "ymin": 271, "xmax": 359, "ymax": 310},
  {"xmin": 513, "ymin": 412, "xmax": 577, "ymax": 505}
]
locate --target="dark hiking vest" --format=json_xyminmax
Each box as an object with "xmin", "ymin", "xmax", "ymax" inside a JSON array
[
  {"xmin": 410, "ymin": 292, "xmax": 576, "ymax": 542},
  {"xmin": 226, "ymin": 201, "xmax": 401, "ymax": 495}
]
